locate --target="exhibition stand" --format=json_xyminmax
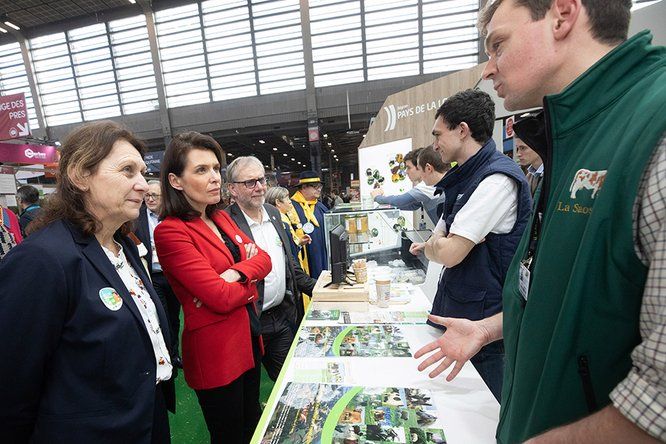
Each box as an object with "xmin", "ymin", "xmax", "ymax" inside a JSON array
[{"xmin": 251, "ymin": 282, "xmax": 500, "ymax": 443}]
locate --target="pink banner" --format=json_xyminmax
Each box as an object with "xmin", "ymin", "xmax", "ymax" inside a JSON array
[
  {"xmin": 0, "ymin": 93, "xmax": 30, "ymax": 140},
  {"xmin": 0, "ymin": 142, "xmax": 58, "ymax": 164}
]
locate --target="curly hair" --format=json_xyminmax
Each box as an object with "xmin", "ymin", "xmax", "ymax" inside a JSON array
[{"xmin": 435, "ymin": 89, "xmax": 495, "ymax": 144}]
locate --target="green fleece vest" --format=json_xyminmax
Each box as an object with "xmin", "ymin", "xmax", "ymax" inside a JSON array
[{"xmin": 498, "ymin": 31, "xmax": 666, "ymax": 444}]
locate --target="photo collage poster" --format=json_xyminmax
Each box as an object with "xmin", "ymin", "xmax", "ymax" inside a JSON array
[{"xmin": 261, "ymin": 382, "xmax": 446, "ymax": 444}]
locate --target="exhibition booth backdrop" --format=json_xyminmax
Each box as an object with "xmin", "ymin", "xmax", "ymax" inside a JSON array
[{"xmin": 356, "ymin": 0, "xmax": 666, "ymax": 203}]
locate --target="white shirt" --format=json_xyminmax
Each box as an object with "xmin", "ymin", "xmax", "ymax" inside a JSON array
[
  {"xmin": 414, "ymin": 180, "xmax": 436, "ymax": 198},
  {"xmin": 146, "ymin": 208, "xmax": 161, "ymax": 272},
  {"xmin": 527, "ymin": 163, "xmax": 544, "ymax": 176},
  {"xmin": 414, "ymin": 181, "xmax": 447, "ymax": 227},
  {"xmin": 102, "ymin": 242, "xmax": 173, "ymax": 383},
  {"xmin": 435, "ymin": 173, "xmax": 518, "ymax": 243},
  {"xmin": 241, "ymin": 206, "xmax": 287, "ymax": 311}
]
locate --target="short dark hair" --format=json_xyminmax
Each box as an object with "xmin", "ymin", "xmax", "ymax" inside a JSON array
[
  {"xmin": 417, "ymin": 147, "xmax": 451, "ymax": 174},
  {"xmin": 404, "ymin": 148, "xmax": 424, "ymax": 166},
  {"xmin": 478, "ymin": 0, "xmax": 631, "ymax": 45},
  {"xmin": 30, "ymin": 121, "xmax": 146, "ymax": 236},
  {"xmin": 160, "ymin": 132, "xmax": 223, "ymax": 221},
  {"xmin": 16, "ymin": 185, "xmax": 40, "ymax": 205},
  {"xmin": 435, "ymin": 89, "xmax": 495, "ymax": 144}
]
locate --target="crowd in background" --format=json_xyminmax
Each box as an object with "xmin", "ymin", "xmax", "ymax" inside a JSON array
[{"xmin": 1, "ymin": 1, "xmax": 664, "ymax": 444}]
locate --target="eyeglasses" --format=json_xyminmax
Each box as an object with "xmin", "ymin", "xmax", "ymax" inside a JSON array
[
  {"xmin": 233, "ymin": 177, "xmax": 267, "ymax": 189},
  {"xmin": 305, "ymin": 183, "xmax": 323, "ymax": 190},
  {"xmin": 144, "ymin": 193, "xmax": 161, "ymax": 200}
]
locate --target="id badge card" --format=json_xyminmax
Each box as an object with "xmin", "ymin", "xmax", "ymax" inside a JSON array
[{"xmin": 518, "ymin": 262, "xmax": 531, "ymax": 302}]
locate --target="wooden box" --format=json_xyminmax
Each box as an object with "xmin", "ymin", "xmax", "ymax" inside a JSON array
[{"xmin": 312, "ymin": 270, "xmax": 369, "ymax": 303}]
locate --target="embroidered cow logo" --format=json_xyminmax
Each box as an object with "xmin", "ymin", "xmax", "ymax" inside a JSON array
[{"xmin": 569, "ymin": 169, "xmax": 607, "ymax": 199}]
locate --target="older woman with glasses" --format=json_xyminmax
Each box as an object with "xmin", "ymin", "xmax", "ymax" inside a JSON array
[
  {"xmin": 265, "ymin": 186, "xmax": 311, "ymax": 272},
  {"xmin": 154, "ymin": 132, "xmax": 271, "ymax": 443}
]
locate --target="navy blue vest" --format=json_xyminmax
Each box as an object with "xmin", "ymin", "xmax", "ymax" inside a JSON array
[{"xmin": 429, "ymin": 140, "xmax": 532, "ymax": 328}]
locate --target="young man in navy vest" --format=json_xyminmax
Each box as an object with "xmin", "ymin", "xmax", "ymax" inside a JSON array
[
  {"xmin": 421, "ymin": 89, "xmax": 532, "ymax": 401},
  {"xmin": 416, "ymin": 1, "xmax": 665, "ymax": 442}
]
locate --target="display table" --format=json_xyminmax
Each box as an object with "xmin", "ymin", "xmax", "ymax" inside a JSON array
[{"xmin": 251, "ymin": 283, "xmax": 499, "ymax": 443}]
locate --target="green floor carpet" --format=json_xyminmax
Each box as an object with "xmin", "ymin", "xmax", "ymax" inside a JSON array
[
  {"xmin": 168, "ymin": 314, "xmax": 275, "ymax": 442},
  {"xmin": 168, "ymin": 366, "xmax": 275, "ymax": 443}
]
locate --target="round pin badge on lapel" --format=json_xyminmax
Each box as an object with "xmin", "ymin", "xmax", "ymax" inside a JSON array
[
  {"xmin": 99, "ymin": 287, "xmax": 123, "ymax": 311},
  {"xmin": 235, "ymin": 234, "xmax": 243, "ymax": 243}
]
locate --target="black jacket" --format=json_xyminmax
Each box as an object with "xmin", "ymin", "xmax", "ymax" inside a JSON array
[
  {"xmin": 134, "ymin": 204, "xmax": 156, "ymax": 275},
  {"xmin": 225, "ymin": 203, "xmax": 316, "ymax": 325},
  {"xmin": 0, "ymin": 220, "xmax": 175, "ymax": 443},
  {"xmin": 18, "ymin": 205, "xmax": 41, "ymax": 236}
]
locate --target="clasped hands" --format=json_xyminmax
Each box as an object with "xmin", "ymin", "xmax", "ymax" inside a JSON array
[{"xmin": 193, "ymin": 243, "xmax": 259, "ymax": 308}]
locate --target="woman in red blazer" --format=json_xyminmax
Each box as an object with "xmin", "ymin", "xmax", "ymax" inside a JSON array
[{"xmin": 154, "ymin": 132, "xmax": 271, "ymax": 444}]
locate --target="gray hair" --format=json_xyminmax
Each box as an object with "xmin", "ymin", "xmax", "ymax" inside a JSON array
[
  {"xmin": 147, "ymin": 179, "xmax": 160, "ymax": 186},
  {"xmin": 226, "ymin": 156, "xmax": 264, "ymax": 182},
  {"xmin": 265, "ymin": 186, "xmax": 290, "ymax": 206}
]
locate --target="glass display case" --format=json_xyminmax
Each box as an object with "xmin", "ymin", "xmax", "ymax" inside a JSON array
[{"xmin": 323, "ymin": 205, "xmax": 428, "ymax": 285}]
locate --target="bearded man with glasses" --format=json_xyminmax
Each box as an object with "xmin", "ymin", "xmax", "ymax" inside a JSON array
[{"xmin": 225, "ymin": 157, "xmax": 316, "ymax": 380}]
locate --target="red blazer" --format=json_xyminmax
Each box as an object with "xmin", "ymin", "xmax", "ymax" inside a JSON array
[
  {"xmin": 2, "ymin": 207, "xmax": 23, "ymax": 244},
  {"xmin": 154, "ymin": 210, "xmax": 272, "ymax": 390}
]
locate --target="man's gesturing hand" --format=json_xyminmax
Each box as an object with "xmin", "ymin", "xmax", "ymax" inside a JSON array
[{"xmin": 414, "ymin": 315, "xmax": 490, "ymax": 381}]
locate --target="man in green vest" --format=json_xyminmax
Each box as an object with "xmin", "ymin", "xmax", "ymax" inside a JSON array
[{"xmin": 414, "ymin": 0, "xmax": 665, "ymax": 442}]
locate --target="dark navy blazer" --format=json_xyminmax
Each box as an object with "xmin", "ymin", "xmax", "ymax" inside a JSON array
[
  {"xmin": 0, "ymin": 219, "xmax": 175, "ymax": 443},
  {"xmin": 135, "ymin": 204, "xmax": 156, "ymax": 275},
  {"xmin": 224, "ymin": 203, "xmax": 316, "ymax": 325}
]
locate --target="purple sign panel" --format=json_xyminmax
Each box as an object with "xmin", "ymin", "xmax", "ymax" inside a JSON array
[{"xmin": 0, "ymin": 142, "xmax": 58, "ymax": 164}]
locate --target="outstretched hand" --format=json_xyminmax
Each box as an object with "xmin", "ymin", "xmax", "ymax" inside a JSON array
[
  {"xmin": 370, "ymin": 188, "xmax": 384, "ymax": 198},
  {"xmin": 415, "ymin": 314, "xmax": 489, "ymax": 381}
]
